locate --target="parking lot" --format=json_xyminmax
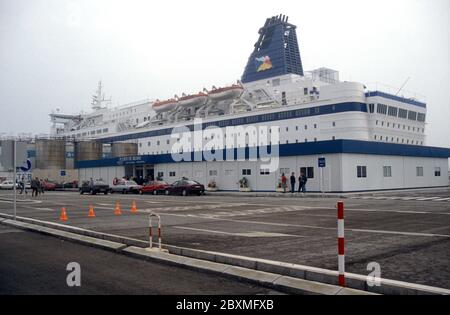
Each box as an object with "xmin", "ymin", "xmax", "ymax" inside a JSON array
[{"xmin": 0, "ymin": 188, "xmax": 449, "ymax": 289}]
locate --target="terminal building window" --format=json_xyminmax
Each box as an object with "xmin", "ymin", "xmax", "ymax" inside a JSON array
[
  {"xmin": 434, "ymin": 167, "xmax": 441, "ymax": 177},
  {"xmin": 357, "ymin": 166, "xmax": 367, "ymax": 178},
  {"xmin": 300, "ymin": 167, "xmax": 314, "ymax": 179},
  {"xmin": 169, "ymin": 172, "xmax": 176, "ymax": 177},
  {"xmin": 416, "ymin": 167, "xmax": 424, "ymax": 177},
  {"xmin": 209, "ymin": 170, "xmax": 218, "ymax": 176},
  {"xmin": 260, "ymin": 168, "xmax": 270, "ymax": 175},
  {"xmin": 383, "ymin": 166, "xmax": 392, "ymax": 177},
  {"xmin": 242, "ymin": 169, "xmax": 251, "ymax": 176},
  {"xmin": 157, "ymin": 172, "xmax": 164, "ymax": 179}
]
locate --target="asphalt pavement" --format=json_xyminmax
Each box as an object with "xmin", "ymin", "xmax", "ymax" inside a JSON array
[
  {"xmin": 0, "ymin": 224, "xmax": 283, "ymax": 295},
  {"xmin": 0, "ymin": 187, "xmax": 449, "ymax": 289}
]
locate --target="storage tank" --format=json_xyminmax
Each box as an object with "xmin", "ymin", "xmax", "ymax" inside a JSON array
[
  {"xmin": 74, "ymin": 141, "xmax": 103, "ymax": 162},
  {"xmin": 111, "ymin": 142, "xmax": 138, "ymax": 157},
  {"xmin": 35, "ymin": 139, "xmax": 66, "ymax": 169}
]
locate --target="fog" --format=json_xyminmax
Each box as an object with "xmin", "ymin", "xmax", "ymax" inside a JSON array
[{"xmin": 0, "ymin": 0, "xmax": 449, "ymax": 148}]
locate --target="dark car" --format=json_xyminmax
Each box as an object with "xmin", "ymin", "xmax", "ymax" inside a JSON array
[
  {"xmin": 140, "ymin": 181, "xmax": 169, "ymax": 195},
  {"xmin": 165, "ymin": 180, "xmax": 205, "ymax": 196},
  {"xmin": 79, "ymin": 180, "xmax": 110, "ymax": 195}
]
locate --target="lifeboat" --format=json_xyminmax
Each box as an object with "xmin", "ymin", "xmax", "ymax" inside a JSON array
[
  {"xmin": 152, "ymin": 99, "xmax": 178, "ymax": 113},
  {"xmin": 177, "ymin": 92, "xmax": 209, "ymax": 108},
  {"xmin": 208, "ymin": 84, "xmax": 244, "ymax": 101}
]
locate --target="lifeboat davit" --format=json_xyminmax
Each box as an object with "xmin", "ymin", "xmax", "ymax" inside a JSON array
[
  {"xmin": 208, "ymin": 84, "xmax": 244, "ymax": 101},
  {"xmin": 177, "ymin": 92, "xmax": 208, "ymax": 108},
  {"xmin": 152, "ymin": 99, "xmax": 178, "ymax": 113}
]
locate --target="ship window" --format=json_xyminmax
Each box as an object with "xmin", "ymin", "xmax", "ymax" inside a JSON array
[
  {"xmin": 304, "ymin": 139, "xmax": 308, "ymax": 143},
  {"xmin": 398, "ymin": 108, "xmax": 408, "ymax": 119},
  {"xmin": 368, "ymin": 104, "xmax": 375, "ymax": 113},
  {"xmin": 304, "ymin": 125, "xmax": 307, "ymax": 130},
  {"xmin": 388, "ymin": 106, "xmax": 398, "ymax": 117},
  {"xmin": 377, "ymin": 104, "xmax": 387, "ymax": 115},
  {"xmin": 357, "ymin": 166, "xmax": 367, "ymax": 178},
  {"xmin": 304, "ymin": 88, "xmax": 308, "ymax": 95},
  {"xmin": 417, "ymin": 113, "xmax": 426, "ymax": 122},
  {"xmin": 374, "ymin": 135, "xmax": 377, "ymax": 140},
  {"xmin": 148, "ymin": 142, "xmax": 151, "ymax": 146},
  {"xmin": 139, "ymin": 143, "xmax": 142, "ymax": 147},
  {"xmin": 332, "ymin": 136, "xmax": 335, "ymax": 140},
  {"xmin": 314, "ymin": 138, "xmax": 317, "ymax": 142},
  {"xmin": 314, "ymin": 124, "xmax": 317, "ymax": 129},
  {"xmin": 103, "ymin": 128, "xmax": 108, "ymax": 133},
  {"xmin": 157, "ymin": 141, "xmax": 160, "ymax": 145},
  {"xmin": 296, "ymin": 126, "xmax": 298, "ymax": 131},
  {"xmin": 332, "ymin": 122, "xmax": 336, "ymax": 127},
  {"xmin": 408, "ymin": 111, "xmax": 417, "ymax": 121}
]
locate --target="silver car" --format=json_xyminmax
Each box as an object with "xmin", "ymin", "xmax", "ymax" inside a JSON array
[{"xmin": 110, "ymin": 180, "xmax": 142, "ymax": 194}]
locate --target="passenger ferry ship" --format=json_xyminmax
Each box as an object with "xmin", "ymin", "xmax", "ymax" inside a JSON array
[
  {"xmin": 50, "ymin": 14, "xmax": 427, "ymax": 151},
  {"xmin": 56, "ymin": 15, "xmax": 449, "ymax": 192}
]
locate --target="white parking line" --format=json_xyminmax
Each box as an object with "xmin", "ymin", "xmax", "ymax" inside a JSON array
[
  {"xmin": 173, "ymin": 226, "xmax": 303, "ymax": 238},
  {"xmin": 159, "ymin": 213, "xmax": 450, "ymax": 238}
]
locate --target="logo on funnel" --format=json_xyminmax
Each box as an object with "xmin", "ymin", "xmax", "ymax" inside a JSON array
[{"xmin": 255, "ymin": 55, "xmax": 273, "ymax": 72}]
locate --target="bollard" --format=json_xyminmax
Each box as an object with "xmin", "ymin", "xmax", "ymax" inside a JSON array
[
  {"xmin": 149, "ymin": 213, "xmax": 162, "ymax": 250},
  {"xmin": 337, "ymin": 201, "xmax": 345, "ymax": 287}
]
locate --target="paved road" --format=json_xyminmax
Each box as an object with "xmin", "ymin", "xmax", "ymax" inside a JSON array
[
  {"xmin": 0, "ymin": 225, "xmax": 283, "ymax": 294},
  {"xmin": 0, "ymin": 188, "xmax": 449, "ymax": 289}
]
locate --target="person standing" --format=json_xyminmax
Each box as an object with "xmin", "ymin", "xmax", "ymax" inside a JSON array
[
  {"xmin": 281, "ymin": 173, "xmax": 287, "ymax": 193},
  {"xmin": 298, "ymin": 172, "xmax": 307, "ymax": 193},
  {"xmin": 290, "ymin": 172, "xmax": 296, "ymax": 193},
  {"xmin": 31, "ymin": 177, "xmax": 38, "ymax": 197}
]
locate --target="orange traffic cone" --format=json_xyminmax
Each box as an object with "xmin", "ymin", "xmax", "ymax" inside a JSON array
[
  {"xmin": 114, "ymin": 201, "xmax": 122, "ymax": 216},
  {"xmin": 60, "ymin": 207, "xmax": 68, "ymax": 222},
  {"xmin": 88, "ymin": 205, "xmax": 96, "ymax": 218},
  {"xmin": 131, "ymin": 200, "xmax": 138, "ymax": 213}
]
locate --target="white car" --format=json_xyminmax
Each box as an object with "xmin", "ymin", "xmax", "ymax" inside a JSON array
[
  {"xmin": 0, "ymin": 181, "xmax": 19, "ymax": 190},
  {"xmin": 110, "ymin": 180, "xmax": 142, "ymax": 194}
]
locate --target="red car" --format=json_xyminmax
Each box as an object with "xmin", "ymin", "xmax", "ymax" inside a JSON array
[
  {"xmin": 139, "ymin": 181, "xmax": 170, "ymax": 195},
  {"xmin": 165, "ymin": 180, "xmax": 205, "ymax": 196},
  {"xmin": 42, "ymin": 181, "xmax": 56, "ymax": 191}
]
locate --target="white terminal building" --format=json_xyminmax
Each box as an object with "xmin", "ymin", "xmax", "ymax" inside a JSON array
[{"xmin": 49, "ymin": 15, "xmax": 450, "ymax": 192}]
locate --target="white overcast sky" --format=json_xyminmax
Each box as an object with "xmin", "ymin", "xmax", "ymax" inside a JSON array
[{"xmin": 0, "ymin": 0, "xmax": 449, "ymax": 147}]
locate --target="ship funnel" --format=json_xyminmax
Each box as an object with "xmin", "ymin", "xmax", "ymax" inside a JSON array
[{"xmin": 241, "ymin": 15, "xmax": 304, "ymax": 83}]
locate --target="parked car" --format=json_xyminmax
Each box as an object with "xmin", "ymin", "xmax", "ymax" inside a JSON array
[
  {"xmin": 79, "ymin": 180, "xmax": 110, "ymax": 195},
  {"xmin": 0, "ymin": 180, "xmax": 19, "ymax": 190},
  {"xmin": 63, "ymin": 180, "xmax": 78, "ymax": 189},
  {"xmin": 140, "ymin": 181, "xmax": 169, "ymax": 195},
  {"xmin": 165, "ymin": 180, "xmax": 205, "ymax": 196},
  {"xmin": 110, "ymin": 180, "xmax": 142, "ymax": 194},
  {"xmin": 42, "ymin": 181, "xmax": 57, "ymax": 191}
]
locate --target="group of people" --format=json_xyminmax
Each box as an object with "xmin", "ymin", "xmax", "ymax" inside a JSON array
[
  {"xmin": 281, "ymin": 172, "xmax": 307, "ymax": 193},
  {"xmin": 18, "ymin": 176, "xmax": 46, "ymax": 197}
]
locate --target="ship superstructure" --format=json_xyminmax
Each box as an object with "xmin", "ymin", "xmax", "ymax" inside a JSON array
[{"xmin": 51, "ymin": 15, "xmax": 427, "ymax": 152}]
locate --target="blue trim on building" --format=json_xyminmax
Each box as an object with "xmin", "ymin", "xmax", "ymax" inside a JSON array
[
  {"xmin": 366, "ymin": 91, "xmax": 426, "ymax": 108},
  {"xmin": 99, "ymin": 102, "xmax": 368, "ymax": 143},
  {"xmin": 75, "ymin": 140, "xmax": 450, "ymax": 169}
]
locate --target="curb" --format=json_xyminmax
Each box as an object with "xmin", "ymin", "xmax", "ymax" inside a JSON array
[
  {"xmin": 0, "ymin": 217, "xmax": 374, "ymax": 295},
  {"xmin": 1, "ymin": 213, "xmax": 448, "ymax": 295}
]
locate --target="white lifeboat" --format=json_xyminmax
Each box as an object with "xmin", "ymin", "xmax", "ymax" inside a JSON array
[
  {"xmin": 208, "ymin": 84, "xmax": 244, "ymax": 101},
  {"xmin": 177, "ymin": 92, "xmax": 208, "ymax": 108},
  {"xmin": 152, "ymin": 99, "xmax": 178, "ymax": 113}
]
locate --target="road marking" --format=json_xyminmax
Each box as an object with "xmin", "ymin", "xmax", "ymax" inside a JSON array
[
  {"xmin": 415, "ymin": 197, "xmax": 443, "ymax": 201},
  {"xmin": 159, "ymin": 213, "xmax": 450, "ymax": 238},
  {"xmin": 435, "ymin": 198, "xmax": 450, "ymax": 201},
  {"xmin": 173, "ymin": 226, "xmax": 303, "ymax": 238}
]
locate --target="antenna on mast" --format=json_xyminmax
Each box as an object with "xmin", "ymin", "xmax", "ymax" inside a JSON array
[{"xmin": 395, "ymin": 77, "xmax": 410, "ymax": 96}]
